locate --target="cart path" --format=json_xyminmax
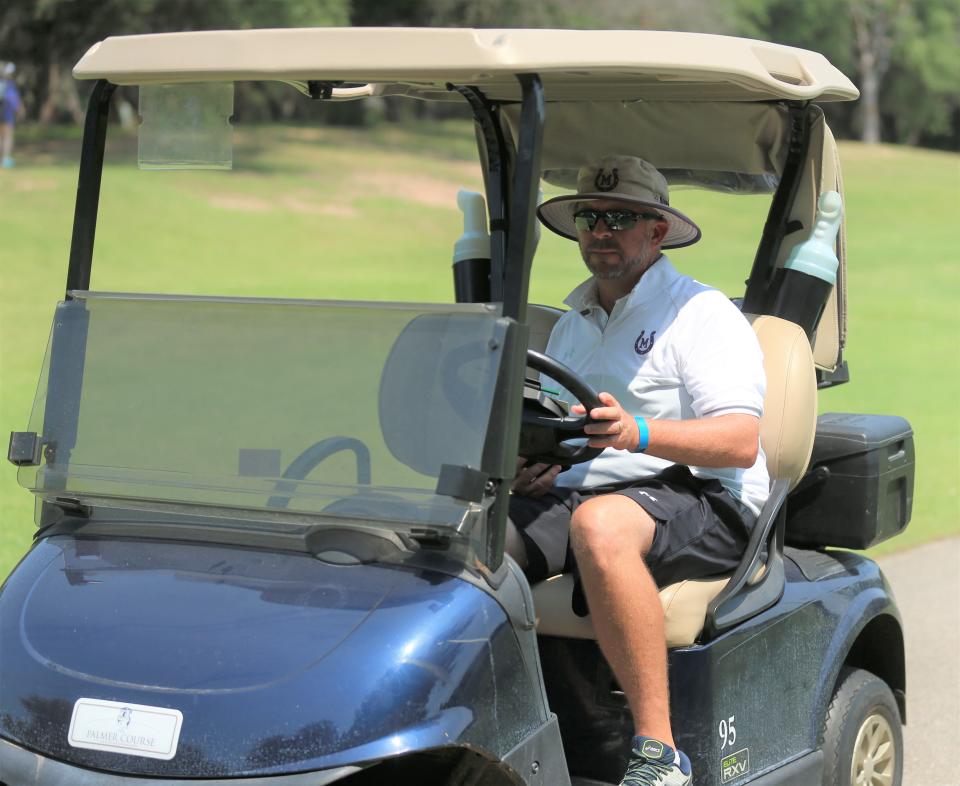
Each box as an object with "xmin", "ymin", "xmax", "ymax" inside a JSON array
[{"xmin": 877, "ymin": 536, "xmax": 960, "ymax": 786}]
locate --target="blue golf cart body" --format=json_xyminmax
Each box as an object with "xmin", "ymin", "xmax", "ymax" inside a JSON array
[{"xmin": 1, "ymin": 28, "xmax": 912, "ymax": 786}]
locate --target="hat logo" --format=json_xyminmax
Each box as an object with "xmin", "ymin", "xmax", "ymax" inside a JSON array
[{"xmin": 594, "ymin": 168, "xmax": 619, "ymax": 192}]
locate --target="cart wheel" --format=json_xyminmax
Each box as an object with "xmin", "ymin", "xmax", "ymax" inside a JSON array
[{"xmin": 820, "ymin": 667, "xmax": 903, "ymax": 786}]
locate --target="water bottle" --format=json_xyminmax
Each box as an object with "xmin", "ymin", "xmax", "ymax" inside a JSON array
[
  {"xmin": 452, "ymin": 190, "xmax": 491, "ymax": 303},
  {"xmin": 769, "ymin": 190, "xmax": 842, "ymax": 341}
]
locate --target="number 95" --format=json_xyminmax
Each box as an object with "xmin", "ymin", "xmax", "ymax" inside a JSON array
[{"xmin": 719, "ymin": 716, "xmax": 737, "ymax": 749}]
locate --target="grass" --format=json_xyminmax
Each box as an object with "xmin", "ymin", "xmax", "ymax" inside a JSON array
[{"xmin": 1, "ymin": 121, "xmax": 958, "ymax": 578}]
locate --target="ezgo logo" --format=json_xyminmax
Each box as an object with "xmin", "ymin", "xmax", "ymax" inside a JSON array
[{"xmin": 720, "ymin": 748, "xmax": 750, "ymax": 783}]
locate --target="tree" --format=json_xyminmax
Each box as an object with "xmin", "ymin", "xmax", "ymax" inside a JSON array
[
  {"xmin": 850, "ymin": 0, "xmax": 909, "ymax": 143},
  {"xmin": 883, "ymin": 0, "xmax": 960, "ymax": 147},
  {"xmin": 733, "ymin": 0, "xmax": 960, "ymax": 147},
  {"xmin": 0, "ymin": 0, "xmax": 350, "ymax": 123},
  {"xmin": 348, "ymin": 0, "xmax": 735, "ymax": 123}
]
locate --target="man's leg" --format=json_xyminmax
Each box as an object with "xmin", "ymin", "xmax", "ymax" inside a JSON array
[
  {"xmin": 569, "ymin": 493, "xmax": 673, "ymax": 746},
  {"xmin": 507, "ymin": 487, "xmax": 581, "ymax": 583},
  {"xmin": 504, "ymin": 518, "xmax": 529, "ymax": 571}
]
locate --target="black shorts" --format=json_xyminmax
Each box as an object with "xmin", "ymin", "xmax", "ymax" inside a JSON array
[{"xmin": 508, "ymin": 464, "xmax": 756, "ymax": 590}]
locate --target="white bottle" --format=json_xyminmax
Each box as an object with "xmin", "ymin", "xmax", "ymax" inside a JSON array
[
  {"xmin": 770, "ymin": 190, "xmax": 842, "ymax": 340},
  {"xmin": 452, "ymin": 190, "xmax": 491, "ymax": 303}
]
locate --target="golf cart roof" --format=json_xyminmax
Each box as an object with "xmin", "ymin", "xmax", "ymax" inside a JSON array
[
  {"xmin": 69, "ymin": 26, "xmax": 853, "ymax": 371},
  {"xmin": 73, "ymin": 27, "xmax": 858, "ymax": 104}
]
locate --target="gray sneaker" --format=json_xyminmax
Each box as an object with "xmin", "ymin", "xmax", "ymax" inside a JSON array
[{"xmin": 620, "ymin": 737, "xmax": 692, "ymax": 786}]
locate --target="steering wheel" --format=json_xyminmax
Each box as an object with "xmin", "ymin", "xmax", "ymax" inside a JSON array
[
  {"xmin": 520, "ymin": 349, "xmax": 604, "ymax": 467},
  {"xmin": 267, "ymin": 437, "xmax": 371, "ymax": 509}
]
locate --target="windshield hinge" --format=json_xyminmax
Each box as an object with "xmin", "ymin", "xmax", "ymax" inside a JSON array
[
  {"xmin": 436, "ymin": 464, "xmax": 491, "ymax": 503},
  {"xmin": 8, "ymin": 432, "xmax": 44, "ymax": 466}
]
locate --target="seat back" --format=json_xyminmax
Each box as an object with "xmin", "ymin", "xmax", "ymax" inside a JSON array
[
  {"xmin": 747, "ymin": 314, "xmax": 817, "ymax": 490},
  {"xmin": 378, "ymin": 310, "xmax": 504, "ymax": 478},
  {"xmin": 527, "ymin": 304, "xmax": 564, "ymax": 355}
]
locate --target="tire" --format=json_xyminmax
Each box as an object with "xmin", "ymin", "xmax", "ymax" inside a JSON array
[{"xmin": 820, "ymin": 667, "xmax": 903, "ymax": 786}]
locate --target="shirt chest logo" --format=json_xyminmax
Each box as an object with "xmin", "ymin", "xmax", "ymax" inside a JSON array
[{"xmin": 634, "ymin": 330, "xmax": 657, "ymax": 355}]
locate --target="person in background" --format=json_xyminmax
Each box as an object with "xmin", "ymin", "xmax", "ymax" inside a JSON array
[{"xmin": 2, "ymin": 62, "xmax": 25, "ymax": 169}]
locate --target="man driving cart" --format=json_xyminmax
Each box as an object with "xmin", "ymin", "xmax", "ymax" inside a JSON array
[{"xmin": 508, "ymin": 155, "xmax": 769, "ymax": 786}]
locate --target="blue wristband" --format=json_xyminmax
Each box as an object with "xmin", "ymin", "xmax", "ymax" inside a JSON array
[{"xmin": 634, "ymin": 417, "xmax": 649, "ymax": 453}]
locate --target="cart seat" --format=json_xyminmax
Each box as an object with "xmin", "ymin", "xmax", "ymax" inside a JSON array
[{"xmin": 527, "ymin": 307, "xmax": 817, "ymax": 646}]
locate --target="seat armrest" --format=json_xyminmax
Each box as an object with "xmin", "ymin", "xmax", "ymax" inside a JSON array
[{"xmin": 702, "ymin": 477, "xmax": 790, "ymax": 640}]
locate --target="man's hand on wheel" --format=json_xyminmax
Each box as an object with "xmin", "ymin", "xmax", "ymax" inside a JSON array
[
  {"xmin": 512, "ymin": 457, "xmax": 561, "ymax": 497},
  {"xmin": 572, "ymin": 391, "xmax": 640, "ymax": 452}
]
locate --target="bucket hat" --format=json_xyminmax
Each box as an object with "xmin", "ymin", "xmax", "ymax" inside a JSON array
[{"xmin": 537, "ymin": 155, "xmax": 701, "ymax": 249}]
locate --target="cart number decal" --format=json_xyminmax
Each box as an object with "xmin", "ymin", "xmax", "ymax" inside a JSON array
[
  {"xmin": 67, "ymin": 698, "xmax": 183, "ymax": 760},
  {"xmin": 718, "ymin": 715, "xmax": 737, "ymax": 748},
  {"xmin": 720, "ymin": 748, "xmax": 751, "ymax": 783}
]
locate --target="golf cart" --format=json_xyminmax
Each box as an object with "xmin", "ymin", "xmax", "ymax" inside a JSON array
[{"xmin": 0, "ymin": 28, "xmax": 914, "ymax": 786}]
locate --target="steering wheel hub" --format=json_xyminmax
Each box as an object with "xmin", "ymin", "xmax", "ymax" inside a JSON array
[{"xmin": 519, "ymin": 350, "xmax": 604, "ymax": 467}]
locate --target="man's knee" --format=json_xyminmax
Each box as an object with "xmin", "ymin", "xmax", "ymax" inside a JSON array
[{"xmin": 570, "ymin": 494, "xmax": 656, "ymax": 565}]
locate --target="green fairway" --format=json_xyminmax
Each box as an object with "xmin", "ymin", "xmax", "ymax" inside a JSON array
[{"xmin": 1, "ymin": 122, "xmax": 957, "ymax": 578}]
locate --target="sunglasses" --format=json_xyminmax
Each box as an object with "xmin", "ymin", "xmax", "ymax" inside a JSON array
[{"xmin": 573, "ymin": 208, "xmax": 664, "ymax": 232}]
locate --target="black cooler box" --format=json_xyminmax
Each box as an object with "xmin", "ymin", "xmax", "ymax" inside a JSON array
[{"xmin": 786, "ymin": 413, "xmax": 914, "ymax": 549}]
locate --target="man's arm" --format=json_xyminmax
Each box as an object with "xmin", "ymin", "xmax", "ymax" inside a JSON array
[
  {"xmin": 514, "ymin": 390, "xmax": 760, "ymax": 498},
  {"xmin": 573, "ymin": 392, "xmax": 760, "ymax": 469}
]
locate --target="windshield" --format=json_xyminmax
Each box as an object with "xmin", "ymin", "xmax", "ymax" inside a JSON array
[{"xmin": 20, "ymin": 293, "xmax": 508, "ymax": 537}]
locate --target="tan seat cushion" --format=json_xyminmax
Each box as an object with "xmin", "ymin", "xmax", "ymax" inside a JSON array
[
  {"xmin": 527, "ymin": 304, "xmax": 564, "ymax": 355},
  {"xmin": 531, "ymin": 573, "xmax": 730, "ymax": 648},
  {"xmin": 746, "ymin": 314, "xmax": 817, "ymax": 490}
]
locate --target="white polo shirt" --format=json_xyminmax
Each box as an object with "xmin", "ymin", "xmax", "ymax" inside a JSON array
[{"xmin": 544, "ymin": 255, "xmax": 770, "ymax": 516}]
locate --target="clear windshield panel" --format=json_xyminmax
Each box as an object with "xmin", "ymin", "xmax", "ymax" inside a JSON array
[{"xmin": 19, "ymin": 293, "xmax": 506, "ymax": 533}]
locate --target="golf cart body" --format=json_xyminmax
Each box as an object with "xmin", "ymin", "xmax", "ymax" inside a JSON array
[{"xmin": 1, "ymin": 29, "xmax": 913, "ymax": 786}]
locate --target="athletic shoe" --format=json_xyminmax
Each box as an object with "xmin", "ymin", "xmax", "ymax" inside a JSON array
[{"xmin": 620, "ymin": 736, "xmax": 692, "ymax": 786}]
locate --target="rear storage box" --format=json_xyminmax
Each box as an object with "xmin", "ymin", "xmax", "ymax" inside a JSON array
[{"xmin": 786, "ymin": 413, "xmax": 914, "ymax": 549}]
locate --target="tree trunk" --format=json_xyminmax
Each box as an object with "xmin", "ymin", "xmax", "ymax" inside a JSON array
[
  {"xmin": 38, "ymin": 55, "xmax": 62, "ymax": 124},
  {"xmin": 37, "ymin": 51, "xmax": 85, "ymax": 125},
  {"xmin": 850, "ymin": 0, "xmax": 906, "ymax": 145},
  {"xmin": 858, "ymin": 50, "xmax": 882, "ymax": 144}
]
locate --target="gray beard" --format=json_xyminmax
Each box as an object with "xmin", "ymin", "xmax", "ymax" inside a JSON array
[
  {"xmin": 582, "ymin": 232, "xmax": 659, "ymax": 281},
  {"xmin": 585, "ymin": 256, "xmax": 642, "ymax": 280},
  {"xmin": 582, "ymin": 246, "xmax": 651, "ymax": 280}
]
